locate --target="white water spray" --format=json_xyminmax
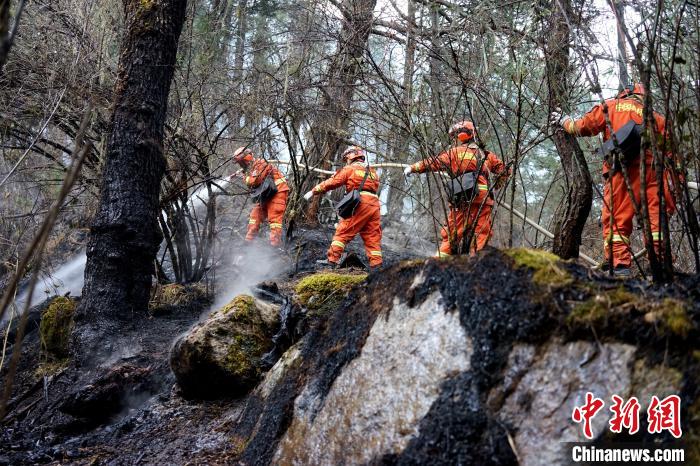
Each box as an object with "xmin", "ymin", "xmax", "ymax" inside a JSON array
[
  {"xmin": 7, "ymin": 177, "xmax": 235, "ymax": 317},
  {"xmin": 10, "ymin": 252, "xmax": 87, "ymax": 315}
]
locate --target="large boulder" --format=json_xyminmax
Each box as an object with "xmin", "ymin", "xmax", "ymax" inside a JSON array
[
  {"xmin": 226, "ymin": 249, "xmax": 700, "ymax": 465},
  {"xmin": 170, "ymin": 294, "xmax": 280, "ymax": 398}
]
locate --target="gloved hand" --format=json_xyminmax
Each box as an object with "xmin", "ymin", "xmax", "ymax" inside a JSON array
[
  {"xmin": 403, "ymin": 166, "xmax": 413, "ymax": 176},
  {"xmin": 550, "ymin": 108, "xmax": 572, "ymax": 128},
  {"xmin": 303, "ymin": 191, "xmax": 314, "ymax": 201}
]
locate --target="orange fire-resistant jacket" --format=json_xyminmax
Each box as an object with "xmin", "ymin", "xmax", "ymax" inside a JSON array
[
  {"xmin": 243, "ymin": 158, "xmax": 289, "ymax": 193},
  {"xmin": 311, "ymin": 161, "xmax": 383, "ymax": 267},
  {"xmin": 563, "ymin": 95, "xmax": 668, "ymax": 175},
  {"xmin": 312, "ymin": 162, "xmax": 380, "ymax": 195},
  {"xmin": 410, "ymin": 143, "xmax": 510, "ymax": 206}
]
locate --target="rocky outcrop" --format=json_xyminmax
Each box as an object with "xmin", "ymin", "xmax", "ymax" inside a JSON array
[
  {"xmin": 229, "ymin": 249, "xmax": 699, "ymax": 465},
  {"xmin": 169, "ymin": 295, "xmax": 280, "ymax": 398},
  {"xmin": 275, "ymin": 291, "xmax": 471, "ymax": 464},
  {"xmin": 5, "ymin": 243, "xmax": 700, "ymax": 465}
]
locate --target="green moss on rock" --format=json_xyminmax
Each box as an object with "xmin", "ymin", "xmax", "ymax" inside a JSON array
[
  {"xmin": 505, "ymin": 248, "xmax": 573, "ymax": 288},
  {"xmin": 39, "ymin": 296, "xmax": 76, "ymax": 361},
  {"xmin": 221, "ymin": 295, "xmax": 256, "ymax": 317},
  {"xmin": 567, "ymin": 287, "xmax": 636, "ymax": 327},
  {"xmin": 149, "ymin": 282, "xmax": 208, "ymax": 313},
  {"xmin": 170, "ymin": 293, "xmax": 276, "ymax": 398},
  {"xmin": 644, "ymin": 298, "xmax": 693, "ymax": 337},
  {"xmin": 295, "ymin": 272, "xmax": 367, "ymax": 315}
]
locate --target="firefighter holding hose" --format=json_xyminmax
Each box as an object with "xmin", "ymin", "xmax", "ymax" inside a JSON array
[
  {"xmin": 303, "ymin": 146, "xmax": 383, "ymax": 270},
  {"xmin": 231, "ymin": 147, "xmax": 289, "ymax": 247},
  {"xmin": 404, "ymin": 120, "xmax": 510, "ymax": 257},
  {"xmin": 550, "ymin": 83, "xmax": 676, "ymax": 277}
]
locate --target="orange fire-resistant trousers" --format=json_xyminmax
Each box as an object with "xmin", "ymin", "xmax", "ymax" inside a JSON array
[
  {"xmin": 602, "ymin": 162, "xmax": 676, "ymax": 268},
  {"xmin": 246, "ymin": 191, "xmax": 288, "ymax": 247},
  {"xmin": 438, "ymin": 199, "xmax": 493, "ymax": 257},
  {"xmin": 328, "ymin": 193, "xmax": 383, "ymax": 267}
]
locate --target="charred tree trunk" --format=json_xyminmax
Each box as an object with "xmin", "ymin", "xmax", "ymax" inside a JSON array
[
  {"xmin": 75, "ymin": 0, "xmax": 187, "ymax": 362},
  {"xmin": 542, "ymin": 0, "xmax": 592, "ymax": 259},
  {"xmin": 301, "ymin": 0, "xmax": 378, "ymax": 224}
]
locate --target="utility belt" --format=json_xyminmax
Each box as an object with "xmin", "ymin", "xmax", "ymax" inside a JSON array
[{"xmin": 598, "ymin": 120, "xmax": 642, "ymax": 173}]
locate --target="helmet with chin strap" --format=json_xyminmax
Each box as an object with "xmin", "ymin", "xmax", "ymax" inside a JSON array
[
  {"xmin": 448, "ymin": 120, "xmax": 476, "ymax": 143},
  {"xmin": 342, "ymin": 146, "xmax": 366, "ymax": 163},
  {"xmin": 233, "ymin": 147, "xmax": 254, "ymax": 166}
]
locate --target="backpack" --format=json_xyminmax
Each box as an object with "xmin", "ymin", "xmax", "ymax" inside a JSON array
[
  {"xmin": 335, "ymin": 166, "xmax": 371, "ymax": 219},
  {"xmin": 251, "ymin": 175, "xmax": 278, "ymax": 203},
  {"xmin": 445, "ymin": 146, "xmax": 485, "ymax": 203},
  {"xmin": 598, "ymin": 120, "xmax": 643, "ymax": 169}
]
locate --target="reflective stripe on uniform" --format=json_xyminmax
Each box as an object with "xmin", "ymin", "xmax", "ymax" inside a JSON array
[
  {"xmin": 478, "ymin": 184, "xmax": 488, "ymax": 191},
  {"xmin": 269, "ymin": 223, "xmax": 283, "ymax": 229},
  {"xmin": 249, "ymin": 219, "xmax": 257, "ymax": 224},
  {"xmin": 314, "ymin": 186, "xmax": 324, "ymax": 193},
  {"xmin": 355, "ymin": 170, "xmax": 376, "ymax": 179},
  {"xmin": 458, "ymin": 152, "xmax": 476, "ymax": 161},
  {"xmin": 564, "ymin": 119, "xmax": 576, "ymax": 134},
  {"xmin": 436, "ymin": 251, "xmax": 451, "ymax": 258},
  {"xmin": 331, "ymin": 240, "xmax": 346, "ymax": 249},
  {"xmin": 606, "ymin": 234, "xmax": 629, "ymax": 244},
  {"xmin": 360, "ymin": 191, "xmax": 378, "ymax": 198},
  {"xmin": 370, "ymin": 251, "xmax": 382, "ymax": 257},
  {"xmin": 651, "ymin": 231, "xmax": 662, "ymax": 240},
  {"xmin": 275, "ymin": 177, "xmax": 286, "ymax": 185}
]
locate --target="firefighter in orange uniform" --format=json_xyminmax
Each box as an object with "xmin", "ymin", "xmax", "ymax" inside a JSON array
[
  {"xmin": 232, "ymin": 147, "xmax": 289, "ymax": 247},
  {"xmin": 551, "ymin": 83, "xmax": 675, "ymax": 276},
  {"xmin": 303, "ymin": 146, "xmax": 383, "ymax": 269},
  {"xmin": 404, "ymin": 121, "xmax": 510, "ymax": 257}
]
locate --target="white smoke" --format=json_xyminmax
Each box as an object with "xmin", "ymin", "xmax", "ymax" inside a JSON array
[{"xmin": 208, "ymin": 241, "xmax": 290, "ymax": 312}]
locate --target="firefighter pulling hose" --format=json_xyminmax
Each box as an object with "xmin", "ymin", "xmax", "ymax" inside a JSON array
[
  {"xmin": 302, "ymin": 146, "xmax": 383, "ymax": 270},
  {"xmin": 551, "ymin": 83, "xmax": 677, "ymax": 277},
  {"xmin": 231, "ymin": 147, "xmax": 289, "ymax": 247},
  {"xmin": 403, "ymin": 120, "xmax": 511, "ymax": 257}
]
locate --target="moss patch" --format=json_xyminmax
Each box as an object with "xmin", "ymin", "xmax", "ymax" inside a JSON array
[
  {"xmin": 295, "ymin": 272, "xmax": 367, "ymax": 315},
  {"xmin": 224, "ymin": 332, "xmax": 268, "ymax": 379},
  {"xmin": 149, "ymin": 283, "xmax": 208, "ymax": 314},
  {"xmin": 220, "ymin": 295, "xmax": 256, "ymax": 319},
  {"xmin": 567, "ymin": 287, "xmax": 636, "ymax": 327},
  {"xmin": 39, "ymin": 296, "xmax": 76, "ymax": 361},
  {"xmin": 505, "ymin": 248, "xmax": 573, "ymax": 288},
  {"xmin": 644, "ymin": 298, "xmax": 693, "ymax": 337}
]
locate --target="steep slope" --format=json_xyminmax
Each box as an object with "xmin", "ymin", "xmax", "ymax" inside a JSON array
[{"xmin": 2, "ymin": 245, "xmax": 699, "ymax": 465}]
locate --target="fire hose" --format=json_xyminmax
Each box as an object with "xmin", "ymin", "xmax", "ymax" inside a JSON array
[
  {"xmin": 270, "ymin": 161, "xmax": 611, "ymax": 266},
  {"xmin": 273, "ymin": 161, "xmax": 700, "ymax": 266}
]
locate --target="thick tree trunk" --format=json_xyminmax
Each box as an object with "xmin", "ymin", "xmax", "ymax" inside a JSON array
[
  {"xmin": 301, "ymin": 0, "xmax": 378, "ymax": 223},
  {"xmin": 543, "ymin": 0, "xmax": 592, "ymax": 259},
  {"xmin": 75, "ymin": 0, "xmax": 187, "ymax": 362}
]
